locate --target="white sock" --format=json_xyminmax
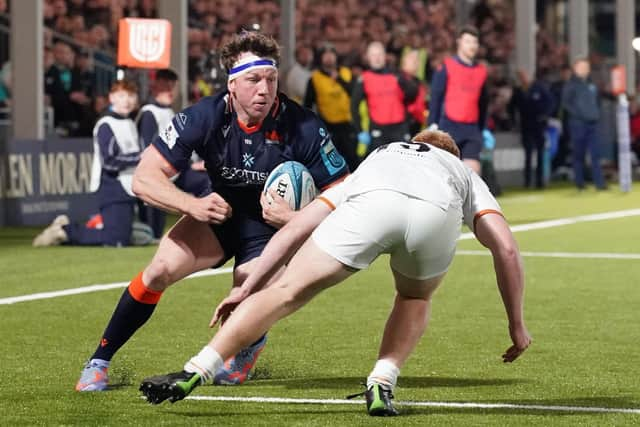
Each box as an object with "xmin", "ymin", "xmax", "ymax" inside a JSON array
[
  {"xmin": 89, "ymin": 358, "xmax": 110, "ymax": 369},
  {"xmin": 367, "ymin": 359, "xmax": 400, "ymax": 391},
  {"xmin": 184, "ymin": 346, "xmax": 223, "ymax": 383}
]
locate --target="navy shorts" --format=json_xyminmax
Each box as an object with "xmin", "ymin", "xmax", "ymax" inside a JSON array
[
  {"xmin": 209, "ymin": 213, "xmax": 276, "ymax": 268},
  {"xmin": 439, "ymin": 118, "xmax": 483, "ymax": 161}
]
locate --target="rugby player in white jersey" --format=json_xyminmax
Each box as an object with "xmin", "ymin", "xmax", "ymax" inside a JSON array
[{"xmin": 140, "ymin": 129, "xmax": 532, "ymax": 416}]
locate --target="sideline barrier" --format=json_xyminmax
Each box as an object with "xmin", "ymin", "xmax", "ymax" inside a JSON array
[{"xmin": 0, "ymin": 138, "xmax": 97, "ymax": 226}]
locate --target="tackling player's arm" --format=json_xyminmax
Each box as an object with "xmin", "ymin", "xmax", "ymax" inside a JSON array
[
  {"xmin": 473, "ymin": 212, "xmax": 531, "ymax": 362},
  {"xmin": 211, "ymin": 196, "xmax": 336, "ymax": 326},
  {"xmin": 465, "ymin": 172, "xmax": 531, "ymax": 363}
]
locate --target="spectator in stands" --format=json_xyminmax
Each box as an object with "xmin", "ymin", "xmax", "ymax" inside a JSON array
[
  {"xmin": 304, "ymin": 44, "xmax": 358, "ymax": 171},
  {"xmin": 70, "ymin": 49, "xmax": 95, "ymax": 136},
  {"xmin": 45, "ymin": 40, "xmax": 77, "ymax": 135},
  {"xmin": 0, "ymin": 0, "xmax": 8, "ymax": 65},
  {"xmin": 351, "ymin": 41, "xmax": 417, "ymax": 156},
  {"xmin": 561, "ymin": 57, "xmax": 607, "ymax": 190},
  {"xmin": 43, "ymin": 1, "xmax": 57, "ymax": 28},
  {"xmin": 428, "ymin": 26, "xmax": 489, "ymax": 174},
  {"xmin": 285, "ymin": 44, "xmax": 313, "ymax": 104},
  {"xmin": 487, "ymin": 66, "xmax": 515, "ymax": 131},
  {"xmin": 83, "ymin": 0, "xmax": 111, "ymax": 33},
  {"xmin": 33, "ymin": 80, "xmax": 144, "ymax": 247},
  {"xmin": 512, "ymin": 68, "xmax": 555, "ymax": 189},
  {"xmin": 67, "ymin": 0, "xmax": 85, "ymax": 15},
  {"xmin": 400, "ymin": 49, "xmax": 427, "ymax": 137},
  {"xmin": 550, "ymin": 64, "xmax": 573, "ymax": 172}
]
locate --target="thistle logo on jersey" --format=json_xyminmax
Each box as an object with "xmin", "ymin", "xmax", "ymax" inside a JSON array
[
  {"xmin": 117, "ymin": 18, "xmax": 172, "ymax": 69},
  {"xmin": 242, "ymin": 153, "xmax": 255, "ymax": 168}
]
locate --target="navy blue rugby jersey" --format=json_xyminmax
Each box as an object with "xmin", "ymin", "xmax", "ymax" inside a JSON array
[{"xmin": 151, "ymin": 91, "xmax": 349, "ymax": 218}]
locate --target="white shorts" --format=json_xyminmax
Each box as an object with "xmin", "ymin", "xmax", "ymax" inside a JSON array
[{"xmin": 312, "ymin": 190, "xmax": 462, "ymax": 280}]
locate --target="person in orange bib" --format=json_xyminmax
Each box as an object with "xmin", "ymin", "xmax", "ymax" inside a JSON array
[{"xmin": 428, "ymin": 26, "xmax": 489, "ymax": 174}]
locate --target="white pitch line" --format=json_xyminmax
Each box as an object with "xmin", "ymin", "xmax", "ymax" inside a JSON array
[
  {"xmin": 184, "ymin": 395, "xmax": 640, "ymax": 415},
  {"xmin": 0, "ymin": 267, "xmax": 233, "ymax": 305},
  {"xmin": 459, "ymin": 208, "xmax": 640, "ymax": 240},
  {"xmin": 457, "ymin": 250, "xmax": 640, "ymax": 260},
  {"xmin": 4, "ymin": 208, "xmax": 640, "ymax": 306}
]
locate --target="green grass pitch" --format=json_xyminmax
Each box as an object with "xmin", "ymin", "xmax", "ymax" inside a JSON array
[{"xmin": 1, "ymin": 185, "xmax": 639, "ymax": 425}]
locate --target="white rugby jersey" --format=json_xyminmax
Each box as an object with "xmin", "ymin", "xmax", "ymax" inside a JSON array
[{"xmin": 319, "ymin": 141, "xmax": 502, "ymax": 231}]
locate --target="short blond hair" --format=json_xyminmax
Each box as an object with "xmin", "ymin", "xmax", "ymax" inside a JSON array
[{"xmin": 412, "ymin": 129, "xmax": 460, "ymax": 158}]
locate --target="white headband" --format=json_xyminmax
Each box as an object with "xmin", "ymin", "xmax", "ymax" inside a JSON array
[{"xmin": 228, "ymin": 54, "xmax": 277, "ymax": 81}]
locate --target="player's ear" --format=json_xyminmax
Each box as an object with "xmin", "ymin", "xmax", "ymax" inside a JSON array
[{"xmin": 227, "ymin": 79, "xmax": 235, "ymax": 94}]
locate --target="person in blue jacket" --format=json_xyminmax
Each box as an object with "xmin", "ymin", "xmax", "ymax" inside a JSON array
[
  {"xmin": 561, "ymin": 57, "xmax": 607, "ymax": 190},
  {"xmin": 512, "ymin": 68, "xmax": 555, "ymax": 188}
]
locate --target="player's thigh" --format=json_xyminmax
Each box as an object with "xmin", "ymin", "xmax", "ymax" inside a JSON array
[
  {"xmin": 390, "ymin": 201, "xmax": 460, "ymax": 282},
  {"xmin": 392, "ymin": 268, "xmax": 445, "ymax": 300},
  {"xmin": 275, "ymin": 237, "xmax": 355, "ymax": 303},
  {"xmin": 145, "ymin": 215, "xmax": 225, "ymax": 287}
]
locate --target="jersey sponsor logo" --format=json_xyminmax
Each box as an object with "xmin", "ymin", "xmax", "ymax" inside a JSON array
[
  {"xmin": 244, "ymin": 138, "xmax": 253, "ymax": 145},
  {"xmin": 220, "ymin": 166, "xmax": 268, "ymax": 184},
  {"xmin": 159, "ymin": 122, "xmax": 178, "ymax": 149},
  {"xmin": 242, "ymin": 153, "xmax": 255, "ymax": 168},
  {"xmin": 319, "ymin": 137, "xmax": 346, "ymax": 175}
]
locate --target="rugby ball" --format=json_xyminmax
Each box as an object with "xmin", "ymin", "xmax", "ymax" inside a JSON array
[{"xmin": 263, "ymin": 161, "xmax": 317, "ymax": 210}]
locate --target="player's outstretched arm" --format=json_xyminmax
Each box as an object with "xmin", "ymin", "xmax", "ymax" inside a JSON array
[
  {"xmin": 211, "ymin": 199, "xmax": 332, "ymax": 326},
  {"xmin": 474, "ymin": 213, "xmax": 532, "ymax": 362},
  {"xmin": 133, "ymin": 146, "xmax": 231, "ymax": 223}
]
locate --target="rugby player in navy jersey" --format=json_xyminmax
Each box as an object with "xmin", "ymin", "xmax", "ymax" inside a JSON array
[{"xmin": 75, "ymin": 31, "xmax": 349, "ymax": 392}]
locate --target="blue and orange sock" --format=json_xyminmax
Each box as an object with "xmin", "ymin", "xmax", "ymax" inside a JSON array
[{"xmin": 91, "ymin": 272, "xmax": 162, "ymax": 361}]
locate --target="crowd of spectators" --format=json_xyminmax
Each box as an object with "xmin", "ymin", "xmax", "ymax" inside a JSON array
[
  {"xmin": 39, "ymin": 0, "xmax": 156, "ymax": 135},
  {"xmin": 2, "ymin": 0, "xmax": 578, "ymax": 153}
]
